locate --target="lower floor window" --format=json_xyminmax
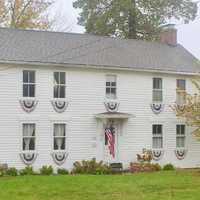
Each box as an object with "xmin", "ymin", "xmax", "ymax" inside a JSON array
[
  {"xmin": 23, "ymin": 123, "xmax": 36, "ymax": 151},
  {"xmin": 176, "ymin": 125, "xmax": 185, "ymax": 148},
  {"xmin": 54, "ymin": 124, "xmax": 66, "ymax": 150},
  {"xmin": 152, "ymin": 124, "xmax": 163, "ymax": 149}
]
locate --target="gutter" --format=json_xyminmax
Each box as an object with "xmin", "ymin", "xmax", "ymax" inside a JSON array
[{"xmin": 0, "ymin": 59, "xmax": 199, "ymax": 76}]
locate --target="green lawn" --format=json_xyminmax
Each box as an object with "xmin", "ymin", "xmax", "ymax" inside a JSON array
[{"xmin": 0, "ymin": 171, "xmax": 200, "ymax": 200}]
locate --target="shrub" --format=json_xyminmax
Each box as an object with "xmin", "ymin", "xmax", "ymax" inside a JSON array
[
  {"xmin": 163, "ymin": 164, "xmax": 175, "ymax": 171},
  {"xmin": 130, "ymin": 162, "xmax": 162, "ymax": 173},
  {"xmin": 6, "ymin": 168, "xmax": 18, "ymax": 176},
  {"xmin": 0, "ymin": 164, "xmax": 8, "ymax": 177},
  {"xmin": 57, "ymin": 168, "xmax": 69, "ymax": 175},
  {"xmin": 19, "ymin": 166, "xmax": 35, "ymax": 176},
  {"xmin": 0, "ymin": 169, "xmax": 5, "ymax": 177},
  {"xmin": 40, "ymin": 166, "xmax": 53, "ymax": 175},
  {"xmin": 72, "ymin": 158, "xmax": 111, "ymax": 175}
]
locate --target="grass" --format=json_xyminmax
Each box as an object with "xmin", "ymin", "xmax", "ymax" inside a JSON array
[{"xmin": 0, "ymin": 171, "xmax": 200, "ymax": 200}]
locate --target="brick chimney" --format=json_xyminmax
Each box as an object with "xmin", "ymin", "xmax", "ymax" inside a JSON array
[{"xmin": 160, "ymin": 24, "xmax": 177, "ymax": 46}]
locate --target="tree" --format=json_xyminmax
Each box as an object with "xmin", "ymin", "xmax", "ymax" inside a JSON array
[
  {"xmin": 0, "ymin": 0, "xmax": 54, "ymax": 30},
  {"xmin": 172, "ymin": 79, "xmax": 200, "ymax": 139},
  {"xmin": 73, "ymin": 0, "xmax": 198, "ymax": 40}
]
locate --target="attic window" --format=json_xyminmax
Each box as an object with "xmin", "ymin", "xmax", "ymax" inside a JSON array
[{"xmin": 106, "ymin": 75, "xmax": 117, "ymax": 99}]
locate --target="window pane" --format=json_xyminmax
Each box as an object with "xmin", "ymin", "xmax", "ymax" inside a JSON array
[
  {"xmin": 111, "ymin": 88, "xmax": 116, "ymax": 95},
  {"xmin": 60, "ymin": 72, "xmax": 66, "ymax": 84},
  {"xmin": 153, "ymin": 125, "xmax": 162, "ymax": 134},
  {"xmin": 153, "ymin": 90, "xmax": 162, "ymax": 102},
  {"xmin": 177, "ymin": 125, "xmax": 185, "ymax": 135},
  {"xmin": 176, "ymin": 137, "xmax": 185, "ymax": 148},
  {"xmin": 106, "ymin": 82, "xmax": 111, "ymax": 87},
  {"xmin": 54, "ymin": 85, "xmax": 59, "ymax": 98},
  {"xmin": 29, "ymin": 84, "xmax": 35, "ymax": 97},
  {"xmin": 54, "ymin": 124, "xmax": 65, "ymax": 136},
  {"xmin": 153, "ymin": 137, "xmax": 162, "ymax": 149},
  {"xmin": 23, "ymin": 71, "xmax": 29, "ymax": 83},
  {"xmin": 177, "ymin": 79, "xmax": 185, "ymax": 90},
  {"xmin": 54, "ymin": 72, "xmax": 59, "ymax": 85},
  {"xmin": 23, "ymin": 124, "xmax": 35, "ymax": 137},
  {"xmin": 23, "ymin": 84, "xmax": 29, "ymax": 97},
  {"xmin": 54, "ymin": 138, "xmax": 65, "ymax": 150},
  {"xmin": 111, "ymin": 82, "xmax": 116, "ymax": 87},
  {"xmin": 153, "ymin": 78, "xmax": 162, "ymax": 89},
  {"xmin": 60, "ymin": 86, "xmax": 65, "ymax": 98},
  {"xmin": 106, "ymin": 88, "xmax": 110, "ymax": 94},
  {"xmin": 23, "ymin": 138, "xmax": 35, "ymax": 151},
  {"xmin": 29, "ymin": 71, "xmax": 35, "ymax": 83}
]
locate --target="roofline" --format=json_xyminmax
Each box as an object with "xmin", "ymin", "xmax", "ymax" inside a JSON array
[{"xmin": 0, "ymin": 59, "xmax": 199, "ymax": 76}]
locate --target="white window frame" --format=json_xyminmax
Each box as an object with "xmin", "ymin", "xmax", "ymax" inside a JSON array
[
  {"xmin": 176, "ymin": 124, "xmax": 186, "ymax": 148},
  {"xmin": 152, "ymin": 78, "xmax": 163, "ymax": 102},
  {"xmin": 22, "ymin": 70, "xmax": 36, "ymax": 98},
  {"xmin": 21, "ymin": 122, "xmax": 36, "ymax": 153},
  {"xmin": 106, "ymin": 74, "xmax": 117, "ymax": 99},
  {"xmin": 152, "ymin": 124, "xmax": 163, "ymax": 149},
  {"xmin": 52, "ymin": 122, "xmax": 67, "ymax": 152},
  {"xmin": 176, "ymin": 79, "xmax": 186, "ymax": 105},
  {"xmin": 53, "ymin": 71, "xmax": 66, "ymax": 99}
]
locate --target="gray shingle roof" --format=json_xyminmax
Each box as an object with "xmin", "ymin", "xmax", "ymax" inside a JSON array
[{"xmin": 0, "ymin": 27, "xmax": 199, "ymax": 74}]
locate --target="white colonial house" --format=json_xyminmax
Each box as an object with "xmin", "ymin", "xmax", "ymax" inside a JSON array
[{"xmin": 0, "ymin": 25, "xmax": 200, "ymax": 170}]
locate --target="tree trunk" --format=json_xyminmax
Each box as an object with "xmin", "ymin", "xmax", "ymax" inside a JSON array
[{"xmin": 128, "ymin": 0, "xmax": 137, "ymax": 39}]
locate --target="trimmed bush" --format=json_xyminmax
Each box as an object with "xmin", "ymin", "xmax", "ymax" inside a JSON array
[
  {"xmin": 72, "ymin": 158, "xmax": 111, "ymax": 175},
  {"xmin": 19, "ymin": 166, "xmax": 35, "ymax": 176},
  {"xmin": 6, "ymin": 168, "xmax": 18, "ymax": 176},
  {"xmin": 130, "ymin": 162, "xmax": 162, "ymax": 173},
  {"xmin": 57, "ymin": 168, "xmax": 69, "ymax": 175},
  {"xmin": 163, "ymin": 164, "xmax": 175, "ymax": 171},
  {"xmin": 40, "ymin": 166, "xmax": 53, "ymax": 175}
]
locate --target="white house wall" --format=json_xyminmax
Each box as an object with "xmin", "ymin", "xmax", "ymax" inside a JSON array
[{"xmin": 0, "ymin": 64, "xmax": 199, "ymax": 170}]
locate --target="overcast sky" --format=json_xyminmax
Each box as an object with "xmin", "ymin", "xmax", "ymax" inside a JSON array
[{"xmin": 53, "ymin": 0, "xmax": 200, "ymax": 60}]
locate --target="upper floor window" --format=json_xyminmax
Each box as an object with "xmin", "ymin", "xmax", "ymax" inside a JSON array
[
  {"xmin": 22, "ymin": 123, "xmax": 36, "ymax": 151},
  {"xmin": 176, "ymin": 125, "xmax": 185, "ymax": 148},
  {"xmin": 54, "ymin": 72, "xmax": 66, "ymax": 98},
  {"xmin": 23, "ymin": 70, "xmax": 35, "ymax": 97},
  {"xmin": 152, "ymin": 124, "xmax": 163, "ymax": 149},
  {"xmin": 53, "ymin": 124, "xmax": 66, "ymax": 150},
  {"xmin": 153, "ymin": 78, "xmax": 162, "ymax": 102},
  {"xmin": 106, "ymin": 75, "xmax": 117, "ymax": 99},
  {"xmin": 176, "ymin": 79, "xmax": 186, "ymax": 105}
]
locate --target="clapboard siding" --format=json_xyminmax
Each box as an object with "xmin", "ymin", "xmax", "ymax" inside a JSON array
[{"xmin": 0, "ymin": 64, "xmax": 199, "ymax": 170}]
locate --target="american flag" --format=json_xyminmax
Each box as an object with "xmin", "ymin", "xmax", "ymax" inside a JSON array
[{"xmin": 105, "ymin": 127, "xmax": 115, "ymax": 158}]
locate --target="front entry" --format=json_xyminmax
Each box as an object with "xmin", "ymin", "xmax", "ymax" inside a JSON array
[{"xmin": 103, "ymin": 121, "xmax": 118, "ymax": 163}]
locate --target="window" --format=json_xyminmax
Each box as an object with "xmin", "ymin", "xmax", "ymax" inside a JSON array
[
  {"xmin": 23, "ymin": 70, "xmax": 35, "ymax": 97},
  {"xmin": 22, "ymin": 124, "xmax": 36, "ymax": 151},
  {"xmin": 152, "ymin": 125, "xmax": 163, "ymax": 149},
  {"xmin": 53, "ymin": 124, "xmax": 66, "ymax": 150},
  {"xmin": 153, "ymin": 78, "xmax": 163, "ymax": 102},
  {"xmin": 176, "ymin": 79, "xmax": 186, "ymax": 105},
  {"xmin": 176, "ymin": 125, "xmax": 185, "ymax": 148},
  {"xmin": 54, "ymin": 72, "xmax": 66, "ymax": 98},
  {"xmin": 106, "ymin": 75, "xmax": 117, "ymax": 99}
]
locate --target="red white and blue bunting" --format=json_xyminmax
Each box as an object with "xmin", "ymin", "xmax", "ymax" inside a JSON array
[
  {"xmin": 150, "ymin": 103, "xmax": 164, "ymax": 114},
  {"xmin": 152, "ymin": 149, "xmax": 164, "ymax": 161},
  {"xmin": 51, "ymin": 100, "xmax": 69, "ymax": 113},
  {"xmin": 51, "ymin": 151, "xmax": 68, "ymax": 165},
  {"xmin": 175, "ymin": 148, "xmax": 187, "ymax": 160},
  {"xmin": 20, "ymin": 99, "xmax": 38, "ymax": 113},
  {"xmin": 104, "ymin": 101, "xmax": 119, "ymax": 112},
  {"xmin": 20, "ymin": 152, "xmax": 38, "ymax": 165}
]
